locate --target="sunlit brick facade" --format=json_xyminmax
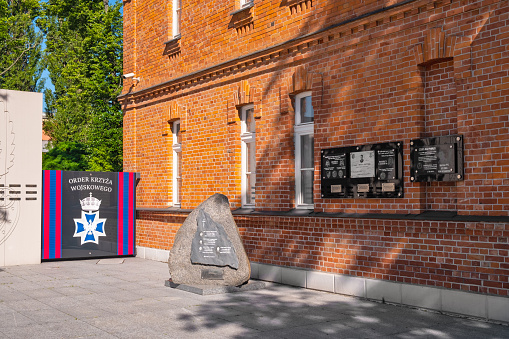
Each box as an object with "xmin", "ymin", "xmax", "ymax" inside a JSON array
[{"xmin": 120, "ymin": 0, "xmax": 509, "ymax": 318}]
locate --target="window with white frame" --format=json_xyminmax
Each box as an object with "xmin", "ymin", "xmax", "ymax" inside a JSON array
[
  {"xmin": 172, "ymin": 120, "xmax": 182, "ymax": 207},
  {"xmin": 240, "ymin": 105, "xmax": 256, "ymax": 207},
  {"xmin": 240, "ymin": 0, "xmax": 254, "ymax": 8},
  {"xmin": 173, "ymin": 0, "xmax": 181, "ymax": 38},
  {"xmin": 294, "ymin": 91, "xmax": 314, "ymax": 208}
]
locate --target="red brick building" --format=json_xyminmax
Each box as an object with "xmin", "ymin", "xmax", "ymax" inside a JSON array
[{"xmin": 119, "ymin": 0, "xmax": 509, "ymax": 321}]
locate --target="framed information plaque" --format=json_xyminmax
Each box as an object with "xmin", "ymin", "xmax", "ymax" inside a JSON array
[
  {"xmin": 321, "ymin": 142, "xmax": 404, "ymax": 199},
  {"xmin": 410, "ymin": 135, "xmax": 464, "ymax": 182}
]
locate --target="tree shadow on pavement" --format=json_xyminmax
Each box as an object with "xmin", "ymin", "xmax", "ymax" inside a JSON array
[{"xmin": 172, "ymin": 283, "xmax": 508, "ymax": 339}]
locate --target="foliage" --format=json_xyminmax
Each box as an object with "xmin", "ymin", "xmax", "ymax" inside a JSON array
[
  {"xmin": 0, "ymin": 0, "xmax": 43, "ymax": 91},
  {"xmin": 42, "ymin": 141, "xmax": 88, "ymax": 171},
  {"xmin": 39, "ymin": 0, "xmax": 123, "ymax": 172}
]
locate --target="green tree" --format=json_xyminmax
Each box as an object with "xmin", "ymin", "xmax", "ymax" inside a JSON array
[
  {"xmin": 0, "ymin": 0, "xmax": 43, "ymax": 91},
  {"xmin": 42, "ymin": 141, "xmax": 88, "ymax": 171},
  {"xmin": 40, "ymin": 0, "xmax": 123, "ymax": 172}
]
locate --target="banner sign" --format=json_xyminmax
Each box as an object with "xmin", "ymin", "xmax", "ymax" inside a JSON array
[{"xmin": 42, "ymin": 170, "xmax": 136, "ymax": 260}]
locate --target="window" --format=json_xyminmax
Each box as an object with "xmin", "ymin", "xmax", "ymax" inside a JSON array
[
  {"xmin": 240, "ymin": 0, "xmax": 253, "ymax": 8},
  {"xmin": 241, "ymin": 105, "xmax": 256, "ymax": 207},
  {"xmin": 172, "ymin": 120, "xmax": 182, "ymax": 207},
  {"xmin": 173, "ymin": 0, "xmax": 181, "ymax": 38},
  {"xmin": 294, "ymin": 91, "xmax": 314, "ymax": 208}
]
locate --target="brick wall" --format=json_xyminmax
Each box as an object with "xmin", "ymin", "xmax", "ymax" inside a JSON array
[
  {"xmin": 137, "ymin": 212, "xmax": 509, "ymax": 296},
  {"xmin": 123, "ymin": 0, "xmax": 509, "ymax": 296}
]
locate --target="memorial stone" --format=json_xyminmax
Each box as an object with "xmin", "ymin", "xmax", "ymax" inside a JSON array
[{"xmin": 168, "ymin": 193, "xmax": 250, "ymax": 286}]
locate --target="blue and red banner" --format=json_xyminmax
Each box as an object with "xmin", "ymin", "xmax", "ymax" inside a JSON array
[{"xmin": 42, "ymin": 170, "xmax": 136, "ymax": 260}]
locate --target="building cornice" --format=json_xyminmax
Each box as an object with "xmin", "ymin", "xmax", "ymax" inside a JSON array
[{"xmin": 118, "ymin": 0, "xmax": 433, "ymax": 105}]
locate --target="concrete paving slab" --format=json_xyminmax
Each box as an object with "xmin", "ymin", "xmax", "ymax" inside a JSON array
[
  {"xmin": 0, "ymin": 311, "xmax": 36, "ymax": 328},
  {"xmin": 96, "ymin": 258, "xmax": 125, "ymax": 265},
  {"xmin": 18, "ymin": 287, "xmax": 64, "ymax": 300},
  {"xmin": 19, "ymin": 308, "xmax": 76, "ymax": 324},
  {"xmin": 0, "ymin": 257, "xmax": 508, "ymax": 338}
]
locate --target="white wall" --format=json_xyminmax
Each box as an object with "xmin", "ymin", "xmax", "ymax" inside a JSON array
[{"xmin": 0, "ymin": 89, "xmax": 42, "ymax": 266}]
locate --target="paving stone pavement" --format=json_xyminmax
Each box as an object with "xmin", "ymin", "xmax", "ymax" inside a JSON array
[{"xmin": 1, "ymin": 257, "xmax": 508, "ymax": 339}]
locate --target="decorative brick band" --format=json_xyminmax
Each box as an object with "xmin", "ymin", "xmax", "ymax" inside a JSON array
[{"xmin": 119, "ymin": 0, "xmax": 458, "ymax": 107}]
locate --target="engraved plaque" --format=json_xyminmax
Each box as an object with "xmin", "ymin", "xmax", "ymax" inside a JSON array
[
  {"xmin": 415, "ymin": 146, "xmax": 438, "ymax": 175},
  {"xmin": 331, "ymin": 185, "xmax": 342, "ymax": 193},
  {"xmin": 350, "ymin": 151, "xmax": 375, "ymax": 178},
  {"xmin": 377, "ymin": 149, "xmax": 396, "ymax": 180},
  {"xmin": 191, "ymin": 210, "xmax": 239, "ymax": 269},
  {"xmin": 382, "ymin": 182, "xmax": 395, "ymax": 192},
  {"xmin": 201, "ymin": 268, "xmax": 224, "ymax": 280},
  {"xmin": 323, "ymin": 153, "xmax": 346, "ymax": 179},
  {"xmin": 357, "ymin": 184, "xmax": 370, "ymax": 193},
  {"xmin": 321, "ymin": 142, "xmax": 404, "ymax": 199},
  {"xmin": 411, "ymin": 135, "xmax": 463, "ymax": 182}
]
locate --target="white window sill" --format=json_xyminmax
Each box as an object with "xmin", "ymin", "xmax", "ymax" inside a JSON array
[
  {"xmin": 295, "ymin": 204, "xmax": 314, "ymax": 210},
  {"xmin": 164, "ymin": 35, "xmax": 181, "ymax": 45},
  {"xmin": 230, "ymin": 2, "xmax": 254, "ymax": 16}
]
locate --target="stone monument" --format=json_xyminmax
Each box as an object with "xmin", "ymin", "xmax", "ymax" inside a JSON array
[{"xmin": 168, "ymin": 194, "xmax": 252, "ymax": 288}]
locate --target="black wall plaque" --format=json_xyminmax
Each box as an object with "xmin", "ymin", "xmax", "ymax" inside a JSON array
[
  {"xmin": 321, "ymin": 142, "xmax": 404, "ymax": 199},
  {"xmin": 410, "ymin": 135, "xmax": 463, "ymax": 182}
]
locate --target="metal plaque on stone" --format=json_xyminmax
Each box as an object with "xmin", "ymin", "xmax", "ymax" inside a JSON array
[
  {"xmin": 410, "ymin": 135, "xmax": 463, "ymax": 182},
  {"xmin": 321, "ymin": 141, "xmax": 404, "ymax": 199},
  {"xmin": 190, "ymin": 209, "xmax": 239, "ymax": 269},
  {"xmin": 201, "ymin": 268, "xmax": 224, "ymax": 280}
]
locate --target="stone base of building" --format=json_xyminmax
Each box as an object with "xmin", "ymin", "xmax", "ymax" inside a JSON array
[
  {"xmin": 137, "ymin": 244, "xmax": 509, "ymax": 324},
  {"xmin": 136, "ymin": 246, "xmax": 170, "ymax": 263},
  {"xmin": 251, "ymin": 262, "xmax": 509, "ymax": 324}
]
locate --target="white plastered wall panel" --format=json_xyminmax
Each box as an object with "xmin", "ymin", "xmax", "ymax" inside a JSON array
[{"xmin": 0, "ymin": 89, "xmax": 42, "ymax": 266}]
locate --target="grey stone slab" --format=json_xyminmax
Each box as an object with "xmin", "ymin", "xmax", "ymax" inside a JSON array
[
  {"xmin": 4, "ymin": 281, "xmax": 43, "ymax": 292},
  {"xmin": 81, "ymin": 282, "xmax": 125, "ymax": 294},
  {"xmin": 244, "ymin": 321, "xmax": 368, "ymax": 339},
  {"xmin": 366, "ymin": 278, "xmax": 402, "ymax": 304},
  {"xmin": 51, "ymin": 286, "xmax": 91, "ymax": 296},
  {"xmin": 442, "ymin": 289, "xmax": 487, "ymax": 318},
  {"xmin": 258, "ymin": 264, "xmax": 281, "ymax": 283},
  {"xmin": 281, "ymin": 266, "xmax": 306, "ymax": 287},
  {"xmin": 1, "ymin": 320, "xmax": 118, "ymax": 339},
  {"xmin": 250, "ymin": 262, "xmax": 259, "ymax": 279},
  {"xmin": 36, "ymin": 295, "xmax": 74, "ymax": 309},
  {"xmin": 228, "ymin": 311, "xmax": 325, "ymax": 332},
  {"xmin": 19, "ymin": 308, "xmax": 76, "ymax": 324},
  {"xmin": 58, "ymin": 304, "xmax": 114, "ymax": 320},
  {"xmin": 401, "ymin": 283, "xmax": 441, "ymax": 310},
  {"xmin": 306, "ymin": 270, "xmax": 334, "ymax": 292},
  {"xmin": 0, "ymin": 311, "xmax": 36, "ymax": 328},
  {"xmin": 487, "ymin": 295, "xmax": 509, "ymax": 323},
  {"xmin": 379, "ymin": 320, "xmax": 509, "ymax": 339},
  {"xmin": 83, "ymin": 314, "xmax": 180, "ymax": 339},
  {"xmin": 97, "ymin": 289, "xmax": 144, "ymax": 302},
  {"xmin": 335, "ymin": 274, "xmax": 366, "ymax": 297},
  {"xmin": 135, "ymin": 286, "xmax": 178, "ymax": 298},
  {"xmin": 0, "ymin": 287, "xmax": 32, "ymax": 302},
  {"xmin": 165, "ymin": 279, "xmax": 265, "ymax": 295},
  {"xmin": 4, "ymin": 299, "xmax": 53, "ymax": 312},
  {"xmin": 18, "ymin": 287, "xmax": 64, "ymax": 300}
]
